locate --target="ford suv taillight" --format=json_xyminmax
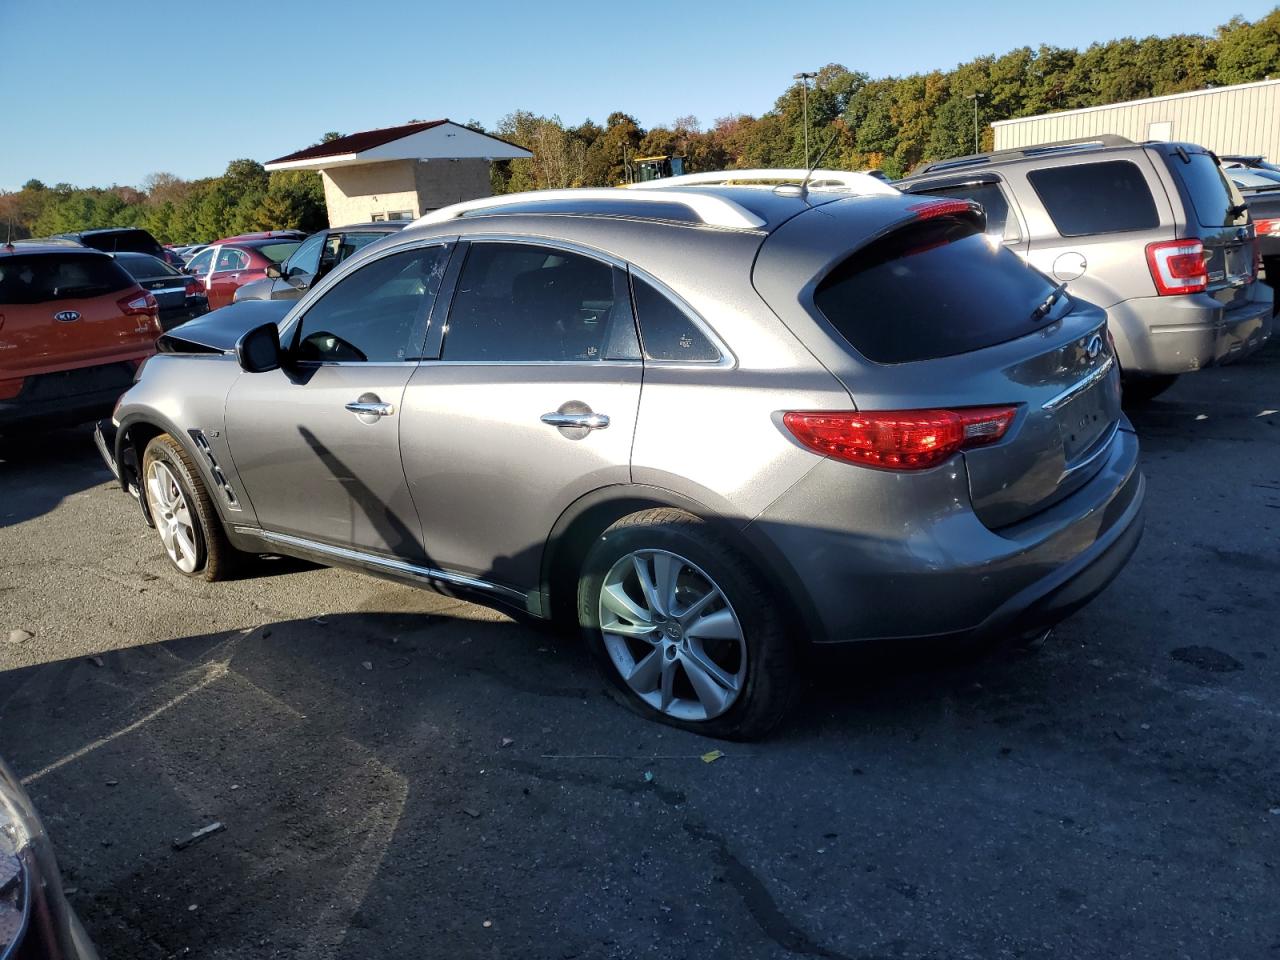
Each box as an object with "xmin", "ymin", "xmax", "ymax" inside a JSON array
[
  {"xmin": 1145, "ymin": 239, "xmax": 1208, "ymax": 295},
  {"xmin": 783, "ymin": 407, "xmax": 1017, "ymax": 471}
]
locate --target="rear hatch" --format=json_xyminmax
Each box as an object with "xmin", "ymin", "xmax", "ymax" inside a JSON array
[
  {"xmin": 1159, "ymin": 146, "xmax": 1256, "ymax": 305},
  {"xmin": 118, "ymin": 255, "xmax": 191, "ymax": 311},
  {"xmin": 764, "ymin": 201, "xmax": 1122, "ymax": 529},
  {"xmin": 0, "ymin": 251, "xmax": 157, "ymax": 382}
]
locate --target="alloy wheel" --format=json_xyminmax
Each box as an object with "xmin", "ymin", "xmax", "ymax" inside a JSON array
[
  {"xmin": 598, "ymin": 549, "xmax": 746, "ymax": 722},
  {"xmin": 145, "ymin": 461, "xmax": 199, "ymax": 574}
]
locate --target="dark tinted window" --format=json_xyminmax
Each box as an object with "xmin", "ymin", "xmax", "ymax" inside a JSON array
[
  {"xmin": 295, "ymin": 245, "xmax": 449, "ymax": 362},
  {"xmin": 631, "ymin": 276, "xmax": 719, "ymax": 361},
  {"xmin": 75, "ymin": 229, "xmax": 162, "ymax": 256},
  {"xmin": 116, "ymin": 253, "xmax": 180, "ymax": 279},
  {"xmin": 814, "ymin": 219, "xmax": 1063, "ymax": 364},
  {"xmin": 0, "ymin": 253, "xmax": 134, "ymax": 304},
  {"xmin": 1173, "ymin": 153, "xmax": 1247, "ymax": 227},
  {"xmin": 917, "ymin": 183, "xmax": 1017, "ymax": 240},
  {"xmin": 1028, "ymin": 161, "xmax": 1158, "ymax": 236},
  {"xmin": 444, "ymin": 243, "xmax": 631, "ymax": 362},
  {"xmin": 258, "ymin": 242, "xmax": 300, "ymax": 264}
]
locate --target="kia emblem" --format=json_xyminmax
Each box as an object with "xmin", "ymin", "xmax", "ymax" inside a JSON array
[
  {"xmin": 1085, "ymin": 334, "xmax": 1103, "ymax": 360},
  {"xmin": 54, "ymin": 310, "xmax": 81, "ymax": 322}
]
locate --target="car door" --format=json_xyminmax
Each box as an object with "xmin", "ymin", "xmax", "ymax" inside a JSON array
[
  {"xmin": 224, "ymin": 241, "xmax": 454, "ymax": 559},
  {"xmin": 399, "ymin": 239, "xmax": 643, "ymax": 594},
  {"xmin": 183, "ymin": 246, "xmax": 216, "ymax": 296},
  {"xmin": 276, "ymin": 232, "xmax": 327, "ymax": 300},
  {"xmin": 208, "ymin": 246, "xmax": 250, "ymax": 309}
]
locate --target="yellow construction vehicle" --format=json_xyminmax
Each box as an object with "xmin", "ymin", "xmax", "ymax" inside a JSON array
[{"xmin": 630, "ymin": 155, "xmax": 686, "ymax": 183}]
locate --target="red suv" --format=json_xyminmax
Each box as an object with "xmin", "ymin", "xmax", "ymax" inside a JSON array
[
  {"xmin": 183, "ymin": 235, "xmax": 301, "ymax": 310},
  {"xmin": 0, "ymin": 243, "xmax": 161, "ymax": 431}
]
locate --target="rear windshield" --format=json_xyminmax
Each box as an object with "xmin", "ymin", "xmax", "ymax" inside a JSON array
[
  {"xmin": 814, "ymin": 219, "xmax": 1064, "ymax": 365},
  {"xmin": 0, "ymin": 253, "xmax": 134, "ymax": 305},
  {"xmin": 1173, "ymin": 152, "xmax": 1247, "ymax": 227},
  {"xmin": 258, "ymin": 242, "xmax": 301, "ymax": 264},
  {"xmin": 1027, "ymin": 161, "xmax": 1159, "ymax": 236},
  {"xmin": 75, "ymin": 229, "xmax": 163, "ymax": 256},
  {"xmin": 116, "ymin": 253, "xmax": 180, "ymax": 279}
]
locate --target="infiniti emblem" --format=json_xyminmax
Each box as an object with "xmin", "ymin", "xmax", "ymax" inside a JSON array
[
  {"xmin": 1085, "ymin": 334, "xmax": 1103, "ymax": 360},
  {"xmin": 54, "ymin": 310, "xmax": 81, "ymax": 323}
]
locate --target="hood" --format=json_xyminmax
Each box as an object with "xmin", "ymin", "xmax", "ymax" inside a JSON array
[{"xmin": 157, "ymin": 299, "xmax": 292, "ymax": 355}]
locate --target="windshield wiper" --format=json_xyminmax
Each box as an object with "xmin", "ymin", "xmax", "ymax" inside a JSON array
[{"xmin": 1031, "ymin": 282, "xmax": 1068, "ymax": 321}]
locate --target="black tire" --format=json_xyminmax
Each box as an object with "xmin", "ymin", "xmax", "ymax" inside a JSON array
[
  {"xmin": 577, "ymin": 508, "xmax": 796, "ymax": 741},
  {"xmin": 1122, "ymin": 373, "xmax": 1179, "ymax": 405},
  {"xmin": 141, "ymin": 433, "xmax": 239, "ymax": 581}
]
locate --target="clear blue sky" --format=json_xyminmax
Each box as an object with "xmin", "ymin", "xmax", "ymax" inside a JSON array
[{"xmin": 3, "ymin": 0, "xmax": 1276, "ymax": 190}]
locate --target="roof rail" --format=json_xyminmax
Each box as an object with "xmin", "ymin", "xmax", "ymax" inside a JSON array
[
  {"xmin": 627, "ymin": 168, "xmax": 899, "ymax": 196},
  {"xmin": 413, "ymin": 188, "xmax": 767, "ymax": 230},
  {"xmin": 911, "ymin": 135, "xmax": 1136, "ymax": 176}
]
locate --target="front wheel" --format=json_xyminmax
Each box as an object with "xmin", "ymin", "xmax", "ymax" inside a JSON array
[
  {"xmin": 142, "ymin": 433, "xmax": 240, "ymax": 581},
  {"xmin": 578, "ymin": 509, "xmax": 795, "ymax": 740}
]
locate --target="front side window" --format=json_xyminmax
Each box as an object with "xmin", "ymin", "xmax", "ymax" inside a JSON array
[
  {"xmin": 215, "ymin": 247, "xmax": 249, "ymax": 272},
  {"xmin": 443, "ymin": 242, "xmax": 634, "ymax": 362},
  {"xmin": 294, "ymin": 245, "xmax": 449, "ymax": 363},
  {"xmin": 1028, "ymin": 161, "xmax": 1159, "ymax": 237},
  {"xmin": 285, "ymin": 233, "xmax": 325, "ymax": 279},
  {"xmin": 918, "ymin": 182, "xmax": 1017, "ymax": 241},
  {"xmin": 631, "ymin": 275, "xmax": 719, "ymax": 362},
  {"xmin": 185, "ymin": 247, "xmax": 215, "ymax": 277}
]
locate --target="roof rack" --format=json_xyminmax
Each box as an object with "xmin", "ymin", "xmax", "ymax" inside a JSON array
[
  {"xmin": 413, "ymin": 188, "xmax": 768, "ymax": 230},
  {"xmin": 627, "ymin": 168, "xmax": 899, "ymax": 196},
  {"xmin": 911, "ymin": 135, "xmax": 1136, "ymax": 176}
]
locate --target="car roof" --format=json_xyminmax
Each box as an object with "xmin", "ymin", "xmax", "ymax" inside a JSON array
[
  {"xmin": 899, "ymin": 135, "xmax": 1211, "ymax": 181},
  {"xmin": 0, "ymin": 241, "xmax": 112, "ymax": 258}
]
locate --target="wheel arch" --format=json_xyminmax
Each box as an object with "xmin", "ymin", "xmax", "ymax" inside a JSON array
[
  {"xmin": 539, "ymin": 484, "xmax": 824, "ymax": 643},
  {"xmin": 116, "ymin": 413, "xmax": 226, "ymax": 529}
]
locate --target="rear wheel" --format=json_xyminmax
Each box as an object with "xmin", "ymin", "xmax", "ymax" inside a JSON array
[
  {"xmin": 1122, "ymin": 373, "xmax": 1179, "ymax": 404},
  {"xmin": 578, "ymin": 509, "xmax": 795, "ymax": 740},
  {"xmin": 142, "ymin": 433, "xmax": 239, "ymax": 581}
]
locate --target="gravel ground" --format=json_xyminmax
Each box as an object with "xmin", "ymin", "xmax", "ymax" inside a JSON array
[{"xmin": 1, "ymin": 340, "xmax": 1278, "ymax": 960}]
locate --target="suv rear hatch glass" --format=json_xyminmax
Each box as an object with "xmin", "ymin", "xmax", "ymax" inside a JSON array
[
  {"xmin": 76, "ymin": 229, "xmax": 164, "ymax": 257},
  {"xmin": 812, "ymin": 215, "xmax": 1121, "ymax": 528},
  {"xmin": 1163, "ymin": 149, "xmax": 1254, "ymax": 305}
]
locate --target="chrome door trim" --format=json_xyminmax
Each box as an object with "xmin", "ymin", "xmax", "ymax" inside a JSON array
[{"xmin": 232, "ymin": 527, "xmax": 529, "ymax": 605}]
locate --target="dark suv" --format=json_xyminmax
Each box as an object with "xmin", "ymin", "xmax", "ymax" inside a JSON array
[{"xmin": 898, "ymin": 136, "xmax": 1273, "ymax": 400}]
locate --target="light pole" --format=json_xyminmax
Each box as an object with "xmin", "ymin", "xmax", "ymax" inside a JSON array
[
  {"xmin": 966, "ymin": 93, "xmax": 985, "ymax": 154},
  {"xmin": 794, "ymin": 71, "xmax": 817, "ymax": 167}
]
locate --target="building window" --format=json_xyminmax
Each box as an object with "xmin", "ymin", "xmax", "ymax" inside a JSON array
[
  {"xmin": 387, "ymin": 210, "xmax": 413, "ymax": 220},
  {"xmin": 371, "ymin": 213, "xmax": 386, "ymax": 222}
]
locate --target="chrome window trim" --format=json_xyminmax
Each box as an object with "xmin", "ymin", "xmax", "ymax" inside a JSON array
[
  {"xmin": 232, "ymin": 527, "xmax": 528, "ymax": 605},
  {"xmin": 418, "ymin": 359, "xmax": 644, "ymax": 368}
]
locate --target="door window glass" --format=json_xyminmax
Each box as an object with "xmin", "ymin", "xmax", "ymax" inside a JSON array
[
  {"xmin": 294, "ymin": 245, "xmax": 449, "ymax": 363},
  {"xmin": 185, "ymin": 247, "xmax": 214, "ymax": 276},
  {"xmin": 442, "ymin": 243, "xmax": 626, "ymax": 362},
  {"xmin": 1027, "ymin": 161, "xmax": 1159, "ymax": 236},
  {"xmin": 286, "ymin": 233, "xmax": 325, "ymax": 279},
  {"xmin": 215, "ymin": 247, "xmax": 249, "ymax": 272},
  {"xmin": 631, "ymin": 276, "xmax": 720, "ymax": 362}
]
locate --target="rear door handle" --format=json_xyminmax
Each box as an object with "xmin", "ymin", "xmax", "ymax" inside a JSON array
[
  {"xmin": 541, "ymin": 411, "xmax": 610, "ymax": 430},
  {"xmin": 346, "ymin": 400, "xmax": 394, "ymax": 417}
]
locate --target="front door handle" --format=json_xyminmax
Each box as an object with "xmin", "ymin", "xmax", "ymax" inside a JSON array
[
  {"xmin": 541, "ymin": 411, "xmax": 609, "ymax": 430},
  {"xmin": 346, "ymin": 399, "xmax": 394, "ymax": 418}
]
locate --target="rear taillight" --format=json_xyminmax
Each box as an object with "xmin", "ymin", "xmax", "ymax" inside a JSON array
[
  {"xmin": 782, "ymin": 407, "xmax": 1017, "ymax": 471},
  {"xmin": 1145, "ymin": 239, "xmax": 1207, "ymax": 295},
  {"xmin": 118, "ymin": 290, "xmax": 159, "ymax": 317},
  {"xmin": 1255, "ymin": 217, "xmax": 1280, "ymax": 239},
  {"xmin": 184, "ymin": 278, "xmax": 200, "ymax": 297}
]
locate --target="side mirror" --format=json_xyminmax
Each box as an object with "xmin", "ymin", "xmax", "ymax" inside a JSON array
[
  {"xmin": 265, "ymin": 263, "xmax": 282, "ymax": 279},
  {"xmin": 235, "ymin": 321, "xmax": 282, "ymax": 373}
]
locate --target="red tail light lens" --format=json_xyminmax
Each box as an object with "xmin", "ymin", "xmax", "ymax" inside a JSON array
[
  {"xmin": 184, "ymin": 278, "xmax": 200, "ymax": 297},
  {"xmin": 907, "ymin": 199, "xmax": 976, "ymax": 221},
  {"xmin": 1145, "ymin": 239, "xmax": 1207, "ymax": 295},
  {"xmin": 1255, "ymin": 217, "xmax": 1280, "ymax": 238},
  {"xmin": 118, "ymin": 290, "xmax": 159, "ymax": 317},
  {"xmin": 782, "ymin": 407, "xmax": 1017, "ymax": 471}
]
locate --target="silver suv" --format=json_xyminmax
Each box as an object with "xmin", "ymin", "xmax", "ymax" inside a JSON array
[
  {"xmin": 898, "ymin": 136, "xmax": 1274, "ymax": 401},
  {"xmin": 96, "ymin": 173, "xmax": 1145, "ymax": 739}
]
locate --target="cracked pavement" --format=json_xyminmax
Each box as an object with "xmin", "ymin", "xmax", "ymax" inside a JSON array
[{"xmin": 1, "ymin": 339, "xmax": 1279, "ymax": 959}]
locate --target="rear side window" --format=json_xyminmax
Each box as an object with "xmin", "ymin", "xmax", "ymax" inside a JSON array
[
  {"xmin": 0, "ymin": 254, "xmax": 134, "ymax": 304},
  {"xmin": 444, "ymin": 242, "xmax": 636, "ymax": 362},
  {"xmin": 813, "ymin": 219, "xmax": 1062, "ymax": 365},
  {"xmin": 631, "ymin": 275, "xmax": 719, "ymax": 362},
  {"xmin": 1028, "ymin": 161, "xmax": 1159, "ymax": 236},
  {"xmin": 915, "ymin": 183, "xmax": 1018, "ymax": 240},
  {"xmin": 1172, "ymin": 153, "xmax": 1247, "ymax": 227}
]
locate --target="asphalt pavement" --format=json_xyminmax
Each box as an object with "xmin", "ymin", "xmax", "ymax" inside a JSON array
[{"xmin": 1, "ymin": 342, "xmax": 1278, "ymax": 960}]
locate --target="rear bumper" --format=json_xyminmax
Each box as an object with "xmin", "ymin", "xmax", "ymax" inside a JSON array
[
  {"xmin": 1109, "ymin": 285, "xmax": 1273, "ymax": 374},
  {"xmin": 0, "ymin": 362, "xmax": 136, "ymax": 431},
  {"xmin": 745, "ymin": 424, "xmax": 1144, "ymax": 645}
]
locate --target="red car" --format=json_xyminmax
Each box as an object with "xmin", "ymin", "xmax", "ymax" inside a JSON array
[{"xmin": 183, "ymin": 236, "xmax": 301, "ymax": 310}]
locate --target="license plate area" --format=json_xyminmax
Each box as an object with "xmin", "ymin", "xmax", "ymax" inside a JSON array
[{"xmin": 1057, "ymin": 379, "xmax": 1114, "ymax": 464}]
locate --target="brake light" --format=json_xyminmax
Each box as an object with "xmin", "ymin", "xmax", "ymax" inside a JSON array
[
  {"xmin": 782, "ymin": 407, "xmax": 1017, "ymax": 471},
  {"xmin": 1145, "ymin": 239, "xmax": 1207, "ymax": 295},
  {"xmin": 184, "ymin": 277, "xmax": 200, "ymax": 297},
  {"xmin": 907, "ymin": 199, "xmax": 975, "ymax": 221},
  {"xmin": 1255, "ymin": 217, "xmax": 1280, "ymax": 238},
  {"xmin": 118, "ymin": 290, "xmax": 159, "ymax": 317}
]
